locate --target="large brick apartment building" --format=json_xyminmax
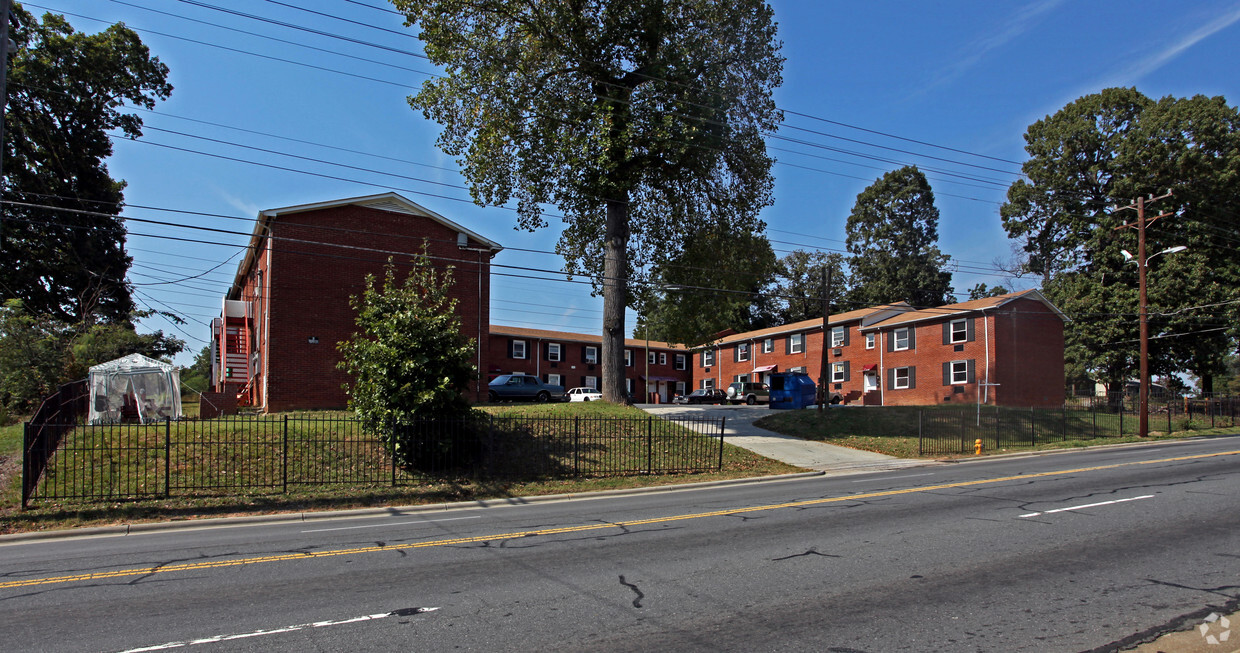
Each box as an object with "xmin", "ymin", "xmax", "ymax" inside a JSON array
[
  {"xmin": 210, "ymin": 193, "xmax": 501, "ymax": 412},
  {"xmin": 694, "ymin": 290, "xmax": 1065, "ymax": 407},
  {"xmin": 209, "ymin": 193, "xmax": 1064, "ymax": 411}
]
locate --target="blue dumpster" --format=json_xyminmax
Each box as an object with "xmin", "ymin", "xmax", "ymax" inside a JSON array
[{"xmin": 768, "ymin": 372, "xmax": 817, "ymax": 410}]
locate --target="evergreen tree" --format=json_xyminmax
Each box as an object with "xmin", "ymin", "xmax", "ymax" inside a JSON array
[{"xmin": 845, "ymin": 166, "xmax": 953, "ymax": 308}]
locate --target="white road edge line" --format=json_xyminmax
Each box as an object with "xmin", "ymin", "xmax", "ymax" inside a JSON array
[
  {"xmin": 301, "ymin": 515, "xmax": 481, "ymax": 533},
  {"xmin": 1019, "ymin": 495, "xmax": 1156, "ymax": 518},
  {"xmin": 117, "ymin": 608, "xmax": 440, "ymax": 652}
]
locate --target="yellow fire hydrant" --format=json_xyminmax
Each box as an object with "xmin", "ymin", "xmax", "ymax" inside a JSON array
[{"xmin": 975, "ymin": 439, "xmax": 983, "ymax": 456}]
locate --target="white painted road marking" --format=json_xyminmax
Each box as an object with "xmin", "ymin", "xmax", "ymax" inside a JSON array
[
  {"xmin": 1018, "ymin": 494, "xmax": 1155, "ymax": 518},
  {"xmin": 118, "ymin": 608, "xmax": 439, "ymax": 652},
  {"xmin": 301, "ymin": 515, "xmax": 480, "ymax": 533}
]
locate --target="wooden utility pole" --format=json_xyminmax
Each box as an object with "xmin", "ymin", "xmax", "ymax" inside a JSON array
[
  {"xmin": 0, "ymin": 0, "xmax": 12, "ymax": 251},
  {"xmin": 817, "ymin": 264, "xmax": 831, "ymax": 413},
  {"xmin": 1114, "ymin": 191, "xmax": 1174, "ymax": 437}
]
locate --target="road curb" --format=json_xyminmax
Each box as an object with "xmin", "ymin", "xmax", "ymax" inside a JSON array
[{"xmin": 0, "ymin": 471, "xmax": 825, "ymax": 544}]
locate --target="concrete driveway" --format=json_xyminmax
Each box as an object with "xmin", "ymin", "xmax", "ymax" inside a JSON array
[{"xmin": 638, "ymin": 404, "xmax": 932, "ymax": 474}]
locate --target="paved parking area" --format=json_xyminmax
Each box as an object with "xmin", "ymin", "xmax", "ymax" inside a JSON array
[{"xmin": 638, "ymin": 404, "xmax": 931, "ymax": 474}]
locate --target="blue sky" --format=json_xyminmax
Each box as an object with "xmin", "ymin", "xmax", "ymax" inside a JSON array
[{"xmin": 32, "ymin": 0, "xmax": 1240, "ymax": 366}]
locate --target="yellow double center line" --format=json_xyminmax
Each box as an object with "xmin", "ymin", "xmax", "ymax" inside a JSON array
[{"xmin": 3, "ymin": 449, "xmax": 1237, "ymax": 591}]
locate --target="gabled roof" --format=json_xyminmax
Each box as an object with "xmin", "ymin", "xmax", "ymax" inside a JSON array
[
  {"xmin": 710, "ymin": 305, "xmax": 899, "ymax": 347},
  {"xmin": 490, "ymin": 325, "xmax": 686, "ymax": 351},
  {"xmin": 229, "ymin": 192, "xmax": 502, "ymax": 297},
  {"xmin": 858, "ymin": 289, "xmax": 1067, "ymax": 330}
]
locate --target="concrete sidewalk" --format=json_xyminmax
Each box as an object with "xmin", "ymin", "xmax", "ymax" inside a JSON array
[{"xmin": 639, "ymin": 404, "xmax": 933, "ymax": 474}]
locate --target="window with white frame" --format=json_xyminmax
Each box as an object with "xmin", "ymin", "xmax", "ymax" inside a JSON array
[
  {"xmin": 675, "ymin": 381, "xmax": 686, "ymax": 396},
  {"xmin": 831, "ymin": 362, "xmax": 846, "ymax": 383},
  {"xmin": 894, "ymin": 367, "xmax": 912, "ymax": 389},
  {"xmin": 734, "ymin": 374, "xmax": 750, "ymax": 383},
  {"xmin": 547, "ymin": 342, "xmax": 561, "ymax": 362},
  {"xmin": 703, "ymin": 349, "xmax": 716, "ymax": 366},
  {"xmin": 625, "ymin": 378, "xmax": 634, "ymax": 394},
  {"xmin": 585, "ymin": 376, "xmax": 598, "ymax": 389},
  {"xmin": 584, "ymin": 346, "xmax": 598, "ymax": 364},
  {"xmin": 547, "ymin": 373, "xmax": 562, "ymax": 386},
  {"xmin": 648, "ymin": 351, "xmax": 656, "ymax": 365},
  {"xmin": 511, "ymin": 339, "xmax": 527, "ymax": 359},
  {"xmin": 762, "ymin": 338, "xmax": 773, "ymax": 353},
  {"xmin": 949, "ymin": 319, "xmax": 968, "ymax": 344},
  {"xmin": 831, "ymin": 326, "xmax": 845, "ymax": 347},
  {"xmin": 625, "ymin": 349, "xmax": 633, "ymax": 367},
  {"xmin": 790, "ymin": 366, "xmax": 806, "ymax": 373},
  {"xmin": 701, "ymin": 378, "xmax": 715, "ymax": 390},
  {"xmin": 865, "ymin": 333, "xmax": 875, "ymax": 350},
  {"xmin": 736, "ymin": 342, "xmax": 750, "ymax": 362},
  {"xmin": 659, "ymin": 352, "xmax": 667, "ymax": 366},
  {"xmin": 950, "ymin": 360, "xmax": 969, "ymax": 384},
  {"xmin": 894, "ymin": 328, "xmax": 911, "ymax": 351},
  {"xmin": 789, "ymin": 333, "xmax": 804, "ymax": 354},
  {"xmin": 674, "ymin": 354, "xmax": 686, "ymax": 370}
]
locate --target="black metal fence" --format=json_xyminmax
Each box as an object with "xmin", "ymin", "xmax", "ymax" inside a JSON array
[
  {"xmin": 21, "ymin": 379, "xmax": 88, "ymax": 510},
  {"xmin": 918, "ymin": 396, "xmax": 1239, "ymax": 455},
  {"xmin": 21, "ymin": 414, "xmax": 726, "ymax": 508}
]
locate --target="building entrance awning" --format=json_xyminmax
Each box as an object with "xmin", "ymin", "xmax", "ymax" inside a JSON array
[
  {"xmin": 640, "ymin": 375, "xmax": 681, "ymax": 383},
  {"xmin": 862, "ymin": 364, "xmax": 878, "ymax": 372},
  {"xmin": 753, "ymin": 365, "xmax": 777, "ymax": 373}
]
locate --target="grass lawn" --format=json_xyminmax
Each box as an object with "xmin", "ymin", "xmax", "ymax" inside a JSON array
[
  {"xmin": 755, "ymin": 405, "xmax": 1239, "ymax": 458},
  {"xmin": 0, "ymin": 402, "xmax": 801, "ymax": 534}
]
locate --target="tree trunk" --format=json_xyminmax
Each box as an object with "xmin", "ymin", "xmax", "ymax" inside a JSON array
[{"xmin": 601, "ymin": 196, "xmax": 630, "ymax": 403}]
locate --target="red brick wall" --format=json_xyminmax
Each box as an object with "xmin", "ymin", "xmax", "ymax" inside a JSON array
[
  {"xmin": 992, "ymin": 299, "xmax": 1065, "ymax": 407},
  {"xmin": 875, "ymin": 318, "xmax": 991, "ymax": 407},
  {"xmin": 694, "ymin": 323, "xmax": 883, "ymax": 404},
  {"xmin": 240, "ymin": 204, "xmax": 491, "ymax": 412},
  {"xmin": 487, "ymin": 333, "xmax": 692, "ymax": 400},
  {"xmin": 693, "ymin": 306, "xmax": 1064, "ymax": 407}
]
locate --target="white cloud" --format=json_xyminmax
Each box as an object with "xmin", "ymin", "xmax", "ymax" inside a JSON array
[
  {"xmin": 915, "ymin": 0, "xmax": 1067, "ymax": 96},
  {"xmin": 1102, "ymin": 2, "xmax": 1240, "ymax": 86}
]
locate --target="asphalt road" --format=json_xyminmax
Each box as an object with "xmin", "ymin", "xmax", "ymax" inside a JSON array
[{"xmin": 2, "ymin": 436, "xmax": 1238, "ymax": 652}]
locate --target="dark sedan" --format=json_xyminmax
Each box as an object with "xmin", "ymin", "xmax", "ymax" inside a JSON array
[
  {"xmin": 672, "ymin": 388, "xmax": 727, "ymax": 405},
  {"xmin": 487, "ymin": 374, "xmax": 566, "ymax": 402}
]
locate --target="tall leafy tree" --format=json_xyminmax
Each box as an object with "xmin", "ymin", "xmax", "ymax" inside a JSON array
[
  {"xmin": 1001, "ymin": 88, "xmax": 1240, "ymax": 391},
  {"xmin": 634, "ymin": 224, "xmax": 778, "ymax": 346},
  {"xmin": 772, "ymin": 250, "xmax": 848, "ymax": 324},
  {"xmin": 845, "ymin": 166, "xmax": 953, "ymax": 308},
  {"xmin": 393, "ymin": 0, "xmax": 784, "ymax": 402},
  {"xmin": 0, "ymin": 4, "xmax": 172, "ymax": 324}
]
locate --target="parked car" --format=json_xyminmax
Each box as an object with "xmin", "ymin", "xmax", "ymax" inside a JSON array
[
  {"xmin": 487, "ymin": 374, "xmax": 566, "ymax": 402},
  {"xmin": 672, "ymin": 388, "xmax": 727, "ymax": 405},
  {"xmin": 566, "ymin": 387, "xmax": 603, "ymax": 402},
  {"xmin": 726, "ymin": 381, "xmax": 770, "ymax": 405}
]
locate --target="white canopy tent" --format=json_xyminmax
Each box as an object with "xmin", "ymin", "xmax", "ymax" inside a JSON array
[{"xmin": 88, "ymin": 353, "xmax": 182, "ymax": 424}]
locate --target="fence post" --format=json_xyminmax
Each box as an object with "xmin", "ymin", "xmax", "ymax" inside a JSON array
[
  {"xmin": 994, "ymin": 407, "xmax": 1001, "ymax": 451},
  {"xmin": 1062, "ymin": 405, "xmax": 1067, "ymax": 442},
  {"xmin": 21, "ymin": 422, "xmax": 29, "ymax": 510},
  {"xmin": 960, "ymin": 410, "xmax": 966, "ymax": 455},
  {"xmin": 1030, "ymin": 406, "xmax": 1036, "ymax": 448},
  {"xmin": 282, "ymin": 415, "xmax": 289, "ymax": 493},
  {"xmin": 164, "ymin": 417, "xmax": 171, "ymax": 498},
  {"xmin": 1167, "ymin": 397, "xmax": 1172, "ymax": 434},
  {"xmin": 718, "ymin": 417, "xmax": 726, "ymax": 470},
  {"xmin": 573, "ymin": 416, "xmax": 580, "ymax": 476},
  {"xmin": 917, "ymin": 410, "xmax": 923, "ymax": 455},
  {"xmin": 646, "ymin": 417, "xmax": 653, "ymax": 475}
]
